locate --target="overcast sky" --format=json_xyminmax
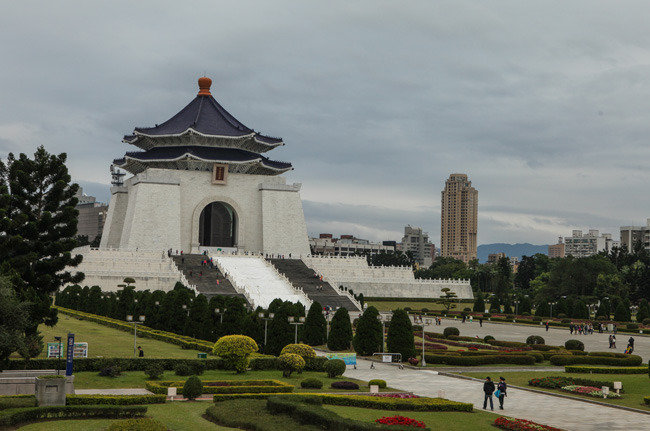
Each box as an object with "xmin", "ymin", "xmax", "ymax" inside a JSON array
[{"xmin": 1, "ymin": 1, "xmax": 649, "ymax": 245}]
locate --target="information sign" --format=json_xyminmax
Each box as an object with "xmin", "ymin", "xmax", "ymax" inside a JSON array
[{"xmin": 325, "ymin": 352, "xmax": 357, "ymax": 365}]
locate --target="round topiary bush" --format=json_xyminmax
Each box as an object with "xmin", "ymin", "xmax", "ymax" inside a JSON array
[
  {"xmin": 144, "ymin": 363, "xmax": 164, "ymax": 380},
  {"xmin": 279, "ymin": 353, "xmax": 306, "ymax": 377},
  {"xmin": 484, "ymin": 335, "xmax": 495, "ymax": 342},
  {"xmin": 98, "ymin": 366, "xmax": 121, "ymax": 378},
  {"xmin": 565, "ymin": 339, "xmax": 585, "ymax": 351},
  {"xmin": 331, "ymin": 381, "xmax": 359, "ymax": 390},
  {"xmin": 526, "ymin": 335, "xmax": 545, "ymax": 345},
  {"xmin": 213, "ymin": 335, "xmax": 259, "ymax": 374},
  {"xmin": 300, "ymin": 378, "xmax": 323, "ymax": 389},
  {"xmin": 368, "ymin": 379, "xmax": 387, "ymax": 389},
  {"xmin": 443, "ymin": 327, "xmax": 460, "ymax": 338},
  {"xmin": 182, "ymin": 375, "xmax": 203, "ymax": 400},
  {"xmin": 107, "ymin": 418, "xmax": 167, "ymax": 431},
  {"xmin": 280, "ymin": 343, "xmax": 316, "ymax": 359},
  {"xmin": 174, "ymin": 363, "xmax": 193, "ymax": 376},
  {"xmin": 324, "ymin": 358, "xmax": 346, "ymax": 378}
]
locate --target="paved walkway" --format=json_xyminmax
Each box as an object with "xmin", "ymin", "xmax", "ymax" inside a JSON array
[
  {"xmin": 345, "ymin": 359, "xmax": 650, "ymax": 431},
  {"xmin": 74, "ymin": 388, "xmax": 152, "ymax": 395}
]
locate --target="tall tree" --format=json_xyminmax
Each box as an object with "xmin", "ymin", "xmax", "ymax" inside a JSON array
[
  {"xmin": 386, "ymin": 309, "xmax": 415, "ymax": 360},
  {"xmin": 265, "ymin": 305, "xmax": 293, "ymax": 355},
  {"xmin": 183, "ymin": 294, "xmax": 213, "ymax": 340},
  {"xmin": 473, "ymin": 291, "xmax": 485, "ymax": 312},
  {"xmin": 0, "ymin": 277, "xmax": 33, "ymax": 368},
  {"xmin": 352, "ymin": 306, "xmax": 383, "ymax": 356},
  {"xmin": 327, "ymin": 307, "xmax": 353, "ymax": 351},
  {"xmin": 0, "ymin": 146, "xmax": 83, "ymax": 331},
  {"xmin": 302, "ymin": 301, "xmax": 327, "ymax": 346}
]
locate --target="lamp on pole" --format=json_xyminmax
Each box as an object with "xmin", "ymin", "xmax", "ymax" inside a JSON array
[
  {"xmin": 323, "ymin": 306, "xmax": 337, "ymax": 338},
  {"xmin": 288, "ymin": 316, "xmax": 305, "ymax": 344},
  {"xmin": 126, "ymin": 315, "xmax": 145, "ymax": 357},
  {"xmin": 214, "ymin": 308, "xmax": 225, "ymax": 324},
  {"xmin": 258, "ymin": 312, "xmax": 274, "ymax": 347},
  {"xmin": 514, "ymin": 300, "xmax": 521, "ymax": 316},
  {"xmin": 421, "ymin": 318, "xmax": 432, "ymax": 367},
  {"xmin": 377, "ymin": 314, "xmax": 387, "ymax": 353},
  {"xmin": 548, "ymin": 302, "xmax": 557, "ymax": 319}
]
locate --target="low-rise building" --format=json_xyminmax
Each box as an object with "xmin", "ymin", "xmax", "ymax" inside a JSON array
[
  {"xmin": 548, "ymin": 237, "xmax": 565, "ymax": 258},
  {"xmin": 309, "ymin": 234, "xmax": 394, "ymax": 257},
  {"xmin": 620, "ymin": 219, "xmax": 650, "ymax": 253},
  {"xmin": 75, "ymin": 188, "xmax": 108, "ymax": 243}
]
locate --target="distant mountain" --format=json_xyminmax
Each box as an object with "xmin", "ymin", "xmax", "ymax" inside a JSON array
[{"xmin": 477, "ymin": 243, "xmax": 548, "ymax": 263}]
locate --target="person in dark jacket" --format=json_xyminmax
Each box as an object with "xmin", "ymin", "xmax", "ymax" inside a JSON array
[
  {"xmin": 483, "ymin": 377, "xmax": 495, "ymax": 410},
  {"xmin": 497, "ymin": 377, "xmax": 507, "ymax": 409}
]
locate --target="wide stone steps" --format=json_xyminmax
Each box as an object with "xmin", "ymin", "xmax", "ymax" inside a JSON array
[
  {"xmin": 170, "ymin": 254, "xmax": 245, "ymax": 300},
  {"xmin": 267, "ymin": 259, "xmax": 360, "ymax": 311}
]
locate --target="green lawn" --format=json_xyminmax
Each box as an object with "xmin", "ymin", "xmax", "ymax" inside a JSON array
[
  {"xmin": 463, "ymin": 371, "xmax": 650, "ymax": 410},
  {"xmin": 36, "ymin": 313, "xmax": 204, "ymax": 359},
  {"xmin": 73, "ymin": 369, "xmax": 380, "ymax": 393},
  {"xmin": 18, "ymin": 401, "xmax": 233, "ymax": 430},
  {"xmin": 325, "ymin": 405, "xmax": 498, "ymax": 430}
]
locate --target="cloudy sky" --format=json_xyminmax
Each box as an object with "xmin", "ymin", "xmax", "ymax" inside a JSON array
[{"xmin": 1, "ymin": 1, "xmax": 649, "ymax": 245}]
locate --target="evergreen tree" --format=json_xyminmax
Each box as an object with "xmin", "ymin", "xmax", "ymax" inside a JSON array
[
  {"xmin": 473, "ymin": 291, "xmax": 485, "ymax": 312},
  {"xmin": 0, "ymin": 278, "xmax": 33, "ymax": 368},
  {"xmin": 571, "ymin": 299, "xmax": 589, "ymax": 319},
  {"xmin": 488, "ymin": 296, "xmax": 501, "ymax": 313},
  {"xmin": 635, "ymin": 299, "xmax": 650, "ymax": 323},
  {"xmin": 265, "ymin": 305, "xmax": 293, "ymax": 355},
  {"xmin": 386, "ymin": 309, "xmax": 415, "ymax": 360},
  {"xmin": 535, "ymin": 301, "xmax": 550, "ymax": 317},
  {"xmin": 87, "ymin": 286, "xmax": 103, "ymax": 315},
  {"xmin": 614, "ymin": 301, "xmax": 631, "ymax": 322},
  {"xmin": 0, "ymin": 147, "xmax": 83, "ymax": 331},
  {"xmin": 183, "ymin": 294, "xmax": 213, "ymax": 339},
  {"xmin": 327, "ymin": 307, "xmax": 352, "ymax": 351},
  {"xmin": 519, "ymin": 295, "xmax": 533, "ymax": 314},
  {"xmin": 596, "ymin": 298, "xmax": 611, "ymax": 319},
  {"xmin": 117, "ymin": 286, "xmax": 136, "ymax": 320},
  {"xmin": 352, "ymin": 306, "xmax": 383, "ymax": 356},
  {"xmin": 243, "ymin": 307, "xmax": 265, "ymax": 348},
  {"xmin": 222, "ymin": 296, "xmax": 247, "ymax": 335},
  {"xmin": 303, "ymin": 301, "xmax": 327, "ymax": 346}
]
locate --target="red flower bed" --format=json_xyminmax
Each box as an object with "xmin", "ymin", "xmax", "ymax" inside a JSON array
[
  {"xmin": 494, "ymin": 416, "xmax": 564, "ymax": 431},
  {"xmin": 376, "ymin": 416, "xmax": 426, "ymax": 428}
]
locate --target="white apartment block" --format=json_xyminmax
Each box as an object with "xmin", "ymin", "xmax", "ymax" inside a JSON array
[
  {"xmin": 620, "ymin": 219, "xmax": 650, "ymax": 253},
  {"xmin": 564, "ymin": 229, "xmax": 619, "ymax": 258}
]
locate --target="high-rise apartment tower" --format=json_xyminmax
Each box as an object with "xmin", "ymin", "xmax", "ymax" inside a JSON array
[{"xmin": 440, "ymin": 173, "xmax": 478, "ymax": 263}]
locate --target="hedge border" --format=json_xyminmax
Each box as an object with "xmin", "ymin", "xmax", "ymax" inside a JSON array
[
  {"xmin": 424, "ymin": 354, "xmax": 536, "ymax": 366},
  {"xmin": 0, "ymin": 405, "xmax": 146, "ymax": 427},
  {"xmin": 549, "ymin": 355, "xmax": 642, "ymax": 366},
  {"xmin": 146, "ymin": 379, "xmax": 293, "ymax": 395},
  {"xmin": 66, "ymin": 394, "xmax": 166, "ymax": 405},
  {"xmin": 564, "ymin": 366, "xmax": 648, "ymax": 374}
]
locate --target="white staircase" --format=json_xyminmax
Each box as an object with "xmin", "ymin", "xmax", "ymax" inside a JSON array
[{"xmin": 212, "ymin": 255, "xmax": 312, "ymax": 309}]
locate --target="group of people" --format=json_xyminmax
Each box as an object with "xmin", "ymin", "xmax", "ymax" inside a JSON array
[
  {"xmin": 568, "ymin": 323, "xmax": 595, "ymax": 335},
  {"xmin": 483, "ymin": 376, "xmax": 507, "ymax": 410}
]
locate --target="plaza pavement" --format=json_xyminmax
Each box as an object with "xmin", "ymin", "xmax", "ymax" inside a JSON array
[{"xmin": 344, "ymin": 358, "xmax": 650, "ymax": 431}]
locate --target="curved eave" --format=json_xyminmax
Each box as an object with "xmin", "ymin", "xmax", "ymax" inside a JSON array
[{"xmin": 123, "ymin": 129, "xmax": 283, "ymax": 153}]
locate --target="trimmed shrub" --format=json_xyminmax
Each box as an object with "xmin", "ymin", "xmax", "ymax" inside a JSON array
[
  {"xmin": 304, "ymin": 356, "xmax": 328, "ymax": 372},
  {"xmin": 5, "ymin": 357, "xmax": 225, "ymax": 373},
  {"xmin": 352, "ymin": 306, "xmax": 383, "ymax": 356},
  {"xmin": 443, "ymin": 327, "xmax": 460, "ymax": 338},
  {"xmin": 106, "ymin": 418, "xmax": 167, "ymax": 431},
  {"xmin": 331, "ymin": 381, "xmax": 359, "ymax": 390},
  {"xmin": 272, "ymin": 393, "xmax": 473, "ymax": 412},
  {"xmin": 324, "ymin": 358, "xmax": 346, "ymax": 378},
  {"xmin": 564, "ymin": 366, "xmax": 648, "ymax": 374},
  {"xmin": 424, "ymin": 354, "xmax": 536, "ymax": 366},
  {"xmin": 386, "ymin": 309, "xmax": 416, "ymax": 361},
  {"xmin": 300, "ymin": 378, "xmax": 323, "ymax": 389},
  {"xmin": 182, "ymin": 376, "xmax": 203, "ymax": 400},
  {"xmin": 99, "ymin": 366, "xmax": 121, "ymax": 378},
  {"xmin": 564, "ymin": 339, "xmax": 584, "ymax": 351},
  {"xmin": 147, "ymin": 379, "xmax": 293, "ymax": 395},
  {"xmin": 526, "ymin": 335, "xmax": 545, "ymax": 345},
  {"xmin": 550, "ymin": 355, "xmax": 642, "ymax": 366},
  {"xmin": 626, "ymin": 323, "xmax": 639, "ymax": 331},
  {"xmin": 0, "ymin": 395, "xmax": 37, "ymax": 409},
  {"xmin": 280, "ymin": 343, "xmax": 316, "ymax": 359},
  {"xmin": 0, "ymin": 405, "xmax": 146, "ymax": 427},
  {"xmin": 278, "ymin": 353, "xmax": 305, "ymax": 378},
  {"xmin": 368, "ymin": 379, "xmax": 387, "ymax": 389},
  {"xmin": 528, "ymin": 376, "xmax": 621, "ymax": 391},
  {"xmin": 483, "ymin": 335, "xmax": 495, "ymax": 342},
  {"xmin": 327, "ymin": 308, "xmax": 353, "ymax": 351},
  {"xmin": 303, "ymin": 301, "xmax": 327, "ymax": 346},
  {"xmin": 213, "ymin": 335, "xmax": 259, "ymax": 374},
  {"xmin": 66, "ymin": 394, "xmax": 166, "ymax": 405},
  {"xmin": 144, "ymin": 363, "xmax": 164, "ymax": 380},
  {"xmin": 174, "ymin": 363, "xmax": 193, "ymax": 376}
]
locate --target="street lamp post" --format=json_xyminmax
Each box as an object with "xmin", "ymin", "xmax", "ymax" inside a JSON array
[
  {"xmin": 214, "ymin": 308, "xmax": 224, "ymax": 324},
  {"xmin": 258, "ymin": 312, "xmax": 274, "ymax": 346},
  {"xmin": 548, "ymin": 302, "xmax": 557, "ymax": 319},
  {"xmin": 288, "ymin": 316, "xmax": 305, "ymax": 344},
  {"xmin": 421, "ymin": 318, "xmax": 432, "ymax": 367},
  {"xmin": 377, "ymin": 314, "xmax": 387, "ymax": 353},
  {"xmin": 514, "ymin": 300, "xmax": 521, "ymax": 316},
  {"xmin": 126, "ymin": 315, "xmax": 145, "ymax": 357},
  {"xmin": 323, "ymin": 307, "xmax": 338, "ymax": 338}
]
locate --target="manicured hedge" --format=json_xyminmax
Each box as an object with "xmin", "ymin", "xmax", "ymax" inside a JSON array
[
  {"xmin": 528, "ymin": 376, "xmax": 621, "ymax": 391},
  {"xmin": 6, "ymin": 357, "xmax": 224, "ymax": 372},
  {"xmin": 281, "ymin": 394, "xmax": 473, "ymax": 412},
  {"xmin": 564, "ymin": 366, "xmax": 648, "ymax": 374},
  {"xmin": 66, "ymin": 394, "xmax": 166, "ymax": 405},
  {"xmin": 0, "ymin": 405, "xmax": 146, "ymax": 427},
  {"xmin": 452, "ymin": 351, "xmax": 544, "ymax": 363},
  {"xmin": 549, "ymin": 355, "xmax": 642, "ymax": 366},
  {"xmin": 0, "ymin": 395, "xmax": 37, "ymax": 410},
  {"xmin": 106, "ymin": 417, "xmax": 167, "ymax": 431},
  {"xmin": 424, "ymin": 354, "xmax": 536, "ymax": 366},
  {"xmin": 586, "ymin": 352, "xmax": 629, "ymax": 358},
  {"xmin": 56, "ymin": 306, "xmax": 214, "ymax": 352},
  {"xmin": 145, "ymin": 379, "xmax": 293, "ymax": 395},
  {"xmin": 265, "ymin": 396, "xmax": 426, "ymax": 431}
]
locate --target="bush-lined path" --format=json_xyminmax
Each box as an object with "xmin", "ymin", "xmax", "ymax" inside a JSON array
[{"xmin": 344, "ymin": 358, "xmax": 650, "ymax": 431}]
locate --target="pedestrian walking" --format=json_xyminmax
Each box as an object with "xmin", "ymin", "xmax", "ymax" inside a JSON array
[
  {"xmin": 608, "ymin": 334, "xmax": 613, "ymax": 348},
  {"xmin": 545, "ymin": 321, "xmax": 549, "ymax": 331},
  {"xmin": 137, "ymin": 346, "xmax": 144, "ymax": 357},
  {"xmin": 483, "ymin": 377, "xmax": 495, "ymax": 411},
  {"xmin": 627, "ymin": 337, "xmax": 635, "ymax": 354},
  {"xmin": 612, "ymin": 335, "xmax": 616, "ymax": 348},
  {"xmin": 496, "ymin": 377, "xmax": 507, "ymax": 410},
  {"xmin": 479, "ymin": 317, "xmax": 483, "ymax": 327}
]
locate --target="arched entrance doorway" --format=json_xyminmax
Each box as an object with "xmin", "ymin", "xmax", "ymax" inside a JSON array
[{"xmin": 198, "ymin": 202, "xmax": 237, "ymax": 247}]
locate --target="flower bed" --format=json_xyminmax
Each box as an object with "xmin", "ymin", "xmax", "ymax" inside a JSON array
[
  {"xmin": 564, "ymin": 365, "xmax": 648, "ymax": 374},
  {"xmin": 560, "ymin": 385, "xmax": 621, "ymax": 398},
  {"xmin": 370, "ymin": 393, "xmax": 419, "ymax": 399},
  {"xmin": 528, "ymin": 376, "xmax": 620, "ymax": 392},
  {"xmin": 414, "ymin": 341, "xmax": 448, "ymax": 350},
  {"xmin": 494, "ymin": 416, "xmax": 564, "ymax": 431},
  {"xmin": 376, "ymin": 415, "xmax": 426, "ymax": 428},
  {"xmin": 145, "ymin": 379, "xmax": 293, "ymax": 395}
]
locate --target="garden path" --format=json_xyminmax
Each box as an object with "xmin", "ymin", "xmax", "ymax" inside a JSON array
[{"xmin": 344, "ymin": 358, "xmax": 650, "ymax": 431}]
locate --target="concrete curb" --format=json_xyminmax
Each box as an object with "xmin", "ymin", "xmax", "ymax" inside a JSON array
[{"xmin": 438, "ymin": 371, "xmax": 650, "ymax": 415}]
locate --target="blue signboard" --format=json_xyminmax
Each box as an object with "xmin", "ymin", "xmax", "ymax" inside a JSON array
[
  {"xmin": 325, "ymin": 352, "xmax": 357, "ymax": 365},
  {"xmin": 65, "ymin": 333, "xmax": 75, "ymax": 376}
]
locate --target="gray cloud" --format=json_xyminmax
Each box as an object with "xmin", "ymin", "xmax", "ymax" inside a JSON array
[{"xmin": 1, "ymin": 1, "xmax": 649, "ymax": 246}]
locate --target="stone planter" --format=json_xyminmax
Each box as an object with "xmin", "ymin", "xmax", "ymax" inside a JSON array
[{"xmin": 35, "ymin": 377, "xmax": 67, "ymax": 406}]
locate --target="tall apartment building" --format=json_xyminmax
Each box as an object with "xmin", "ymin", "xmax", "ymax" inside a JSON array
[
  {"xmin": 400, "ymin": 225, "xmax": 435, "ymax": 267},
  {"xmin": 440, "ymin": 173, "xmax": 478, "ymax": 263},
  {"xmin": 75, "ymin": 188, "xmax": 108, "ymax": 242},
  {"xmin": 620, "ymin": 219, "xmax": 650, "ymax": 252},
  {"xmin": 564, "ymin": 229, "xmax": 618, "ymax": 258},
  {"xmin": 548, "ymin": 237, "xmax": 565, "ymax": 258}
]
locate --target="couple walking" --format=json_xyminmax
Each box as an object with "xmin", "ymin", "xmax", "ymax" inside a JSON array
[{"xmin": 483, "ymin": 376, "xmax": 507, "ymax": 410}]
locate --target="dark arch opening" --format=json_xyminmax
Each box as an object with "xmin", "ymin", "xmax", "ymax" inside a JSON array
[{"xmin": 198, "ymin": 202, "xmax": 237, "ymax": 247}]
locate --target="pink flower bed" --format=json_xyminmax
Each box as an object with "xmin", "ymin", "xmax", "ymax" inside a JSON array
[{"xmin": 370, "ymin": 393, "xmax": 420, "ymax": 399}]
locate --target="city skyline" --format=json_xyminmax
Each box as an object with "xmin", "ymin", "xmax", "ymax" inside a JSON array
[{"xmin": 1, "ymin": 1, "xmax": 649, "ymax": 246}]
